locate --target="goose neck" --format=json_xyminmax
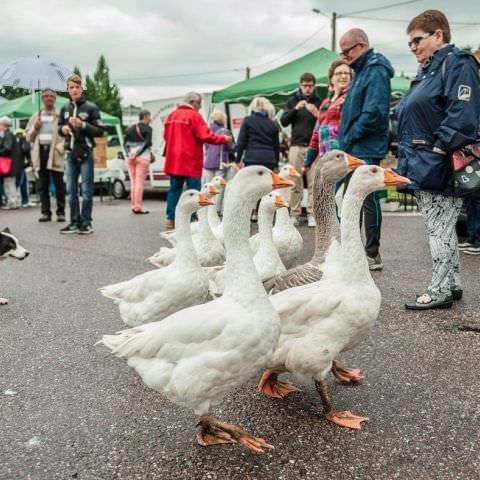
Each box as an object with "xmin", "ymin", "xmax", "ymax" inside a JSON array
[
  {"xmin": 172, "ymin": 208, "xmax": 200, "ymax": 267},
  {"xmin": 223, "ymin": 190, "xmax": 266, "ymax": 300},
  {"xmin": 339, "ymin": 184, "xmax": 370, "ymax": 277},
  {"xmin": 312, "ymin": 178, "xmax": 339, "ymax": 262}
]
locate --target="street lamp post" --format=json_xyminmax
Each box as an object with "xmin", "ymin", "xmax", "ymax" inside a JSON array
[{"xmin": 331, "ymin": 12, "xmax": 337, "ymax": 52}]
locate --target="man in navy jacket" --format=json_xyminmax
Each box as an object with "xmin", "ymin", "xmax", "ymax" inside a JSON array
[{"xmin": 339, "ymin": 28, "xmax": 394, "ymax": 271}]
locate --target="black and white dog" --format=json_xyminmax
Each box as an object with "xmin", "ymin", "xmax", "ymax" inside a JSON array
[{"xmin": 0, "ymin": 228, "xmax": 29, "ymax": 305}]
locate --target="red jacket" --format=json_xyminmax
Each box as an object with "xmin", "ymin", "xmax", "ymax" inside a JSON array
[{"xmin": 163, "ymin": 104, "xmax": 229, "ymax": 178}]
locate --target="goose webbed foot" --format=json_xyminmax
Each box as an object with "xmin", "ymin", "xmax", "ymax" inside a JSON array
[
  {"xmin": 314, "ymin": 379, "xmax": 368, "ymax": 430},
  {"xmin": 325, "ymin": 410, "xmax": 369, "ymax": 430},
  {"xmin": 196, "ymin": 415, "xmax": 274, "ymax": 453},
  {"xmin": 331, "ymin": 360, "xmax": 363, "ymax": 383},
  {"xmin": 257, "ymin": 370, "xmax": 302, "ymax": 398}
]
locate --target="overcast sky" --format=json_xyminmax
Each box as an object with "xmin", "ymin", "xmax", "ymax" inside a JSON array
[{"xmin": 1, "ymin": 0, "xmax": 479, "ymax": 106}]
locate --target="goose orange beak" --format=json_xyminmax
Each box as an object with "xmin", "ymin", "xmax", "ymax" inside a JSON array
[
  {"xmin": 383, "ymin": 169, "xmax": 411, "ymax": 186},
  {"xmin": 274, "ymin": 195, "xmax": 289, "ymax": 208},
  {"xmin": 346, "ymin": 154, "xmax": 365, "ymax": 169},
  {"xmin": 271, "ymin": 171, "xmax": 294, "ymax": 190},
  {"xmin": 208, "ymin": 185, "xmax": 219, "ymax": 195},
  {"xmin": 288, "ymin": 166, "xmax": 301, "ymax": 178},
  {"xmin": 198, "ymin": 193, "xmax": 215, "ymax": 206},
  {"xmin": 218, "ymin": 177, "xmax": 227, "ymax": 187}
]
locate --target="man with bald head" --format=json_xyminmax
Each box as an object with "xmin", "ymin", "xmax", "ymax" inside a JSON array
[{"xmin": 338, "ymin": 28, "xmax": 394, "ymax": 271}]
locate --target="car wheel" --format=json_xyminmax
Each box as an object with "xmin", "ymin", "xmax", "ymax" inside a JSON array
[{"xmin": 112, "ymin": 179, "xmax": 127, "ymax": 199}]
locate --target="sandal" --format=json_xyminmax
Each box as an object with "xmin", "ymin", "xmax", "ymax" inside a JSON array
[{"xmin": 405, "ymin": 292, "xmax": 453, "ymax": 310}]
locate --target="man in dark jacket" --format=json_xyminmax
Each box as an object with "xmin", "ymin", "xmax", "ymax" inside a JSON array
[
  {"xmin": 280, "ymin": 73, "xmax": 321, "ymax": 226},
  {"xmin": 58, "ymin": 74, "xmax": 104, "ymax": 235},
  {"xmin": 339, "ymin": 28, "xmax": 394, "ymax": 270}
]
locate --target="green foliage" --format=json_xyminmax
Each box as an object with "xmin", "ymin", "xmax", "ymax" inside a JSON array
[
  {"xmin": 72, "ymin": 56, "xmax": 122, "ymax": 121},
  {"xmin": 0, "ymin": 85, "xmax": 30, "ymax": 100}
]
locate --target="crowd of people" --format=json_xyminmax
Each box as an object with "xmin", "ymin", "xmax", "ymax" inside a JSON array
[{"xmin": 1, "ymin": 9, "xmax": 480, "ymax": 311}]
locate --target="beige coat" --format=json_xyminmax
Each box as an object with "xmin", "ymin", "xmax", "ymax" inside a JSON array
[{"xmin": 25, "ymin": 111, "xmax": 65, "ymax": 172}]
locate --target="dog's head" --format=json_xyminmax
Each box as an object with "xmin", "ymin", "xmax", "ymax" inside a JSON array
[{"xmin": 0, "ymin": 228, "xmax": 30, "ymax": 261}]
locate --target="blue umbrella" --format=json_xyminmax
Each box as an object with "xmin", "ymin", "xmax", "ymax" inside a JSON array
[
  {"xmin": 0, "ymin": 56, "xmax": 72, "ymax": 91},
  {"xmin": 0, "ymin": 56, "xmax": 72, "ymax": 110}
]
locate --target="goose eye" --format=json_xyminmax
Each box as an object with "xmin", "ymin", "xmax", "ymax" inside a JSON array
[
  {"xmin": 258, "ymin": 170, "xmax": 264, "ymax": 176},
  {"xmin": 190, "ymin": 193, "xmax": 194, "ymax": 196},
  {"xmin": 370, "ymin": 166, "xmax": 378, "ymax": 173}
]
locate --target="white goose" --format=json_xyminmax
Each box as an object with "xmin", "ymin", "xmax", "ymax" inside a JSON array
[
  {"xmin": 99, "ymin": 166, "xmax": 293, "ymax": 452},
  {"xmin": 147, "ymin": 183, "xmax": 225, "ymax": 268},
  {"xmin": 249, "ymin": 164, "xmax": 302, "ymax": 269},
  {"xmin": 160, "ymin": 176, "xmax": 227, "ymax": 247},
  {"xmin": 257, "ymin": 166, "xmax": 410, "ymax": 430},
  {"xmin": 264, "ymin": 151, "xmax": 366, "ymax": 383},
  {"xmin": 99, "ymin": 189, "xmax": 214, "ymax": 326},
  {"xmin": 207, "ymin": 191, "xmax": 288, "ymax": 295}
]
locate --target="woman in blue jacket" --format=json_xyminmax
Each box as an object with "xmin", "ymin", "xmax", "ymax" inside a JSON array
[
  {"xmin": 236, "ymin": 97, "xmax": 279, "ymax": 221},
  {"xmin": 397, "ymin": 10, "xmax": 480, "ymax": 310}
]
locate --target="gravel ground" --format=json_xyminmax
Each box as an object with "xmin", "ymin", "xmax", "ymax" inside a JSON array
[{"xmin": 1, "ymin": 198, "xmax": 479, "ymax": 480}]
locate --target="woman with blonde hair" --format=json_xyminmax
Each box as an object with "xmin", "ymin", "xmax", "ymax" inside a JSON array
[{"xmin": 236, "ymin": 97, "xmax": 280, "ymax": 221}]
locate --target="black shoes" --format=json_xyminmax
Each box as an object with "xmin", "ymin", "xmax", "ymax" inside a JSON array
[
  {"xmin": 405, "ymin": 292, "xmax": 454, "ymax": 310},
  {"xmin": 59, "ymin": 224, "xmax": 93, "ymax": 235},
  {"xmin": 78, "ymin": 225, "xmax": 94, "ymax": 235},
  {"xmin": 451, "ymin": 289, "xmax": 463, "ymax": 301},
  {"xmin": 57, "ymin": 214, "xmax": 66, "ymax": 222},
  {"xmin": 59, "ymin": 224, "xmax": 79, "ymax": 234},
  {"xmin": 38, "ymin": 214, "xmax": 51, "ymax": 223}
]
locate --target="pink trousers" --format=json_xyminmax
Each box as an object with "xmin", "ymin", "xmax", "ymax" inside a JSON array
[{"xmin": 127, "ymin": 155, "xmax": 149, "ymax": 211}]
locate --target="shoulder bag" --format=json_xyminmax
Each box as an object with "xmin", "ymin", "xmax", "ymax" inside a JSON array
[{"xmin": 0, "ymin": 156, "xmax": 12, "ymax": 176}]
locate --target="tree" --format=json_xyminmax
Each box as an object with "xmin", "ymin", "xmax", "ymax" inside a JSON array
[
  {"xmin": 85, "ymin": 55, "xmax": 122, "ymax": 121},
  {"xmin": 0, "ymin": 86, "xmax": 30, "ymax": 100}
]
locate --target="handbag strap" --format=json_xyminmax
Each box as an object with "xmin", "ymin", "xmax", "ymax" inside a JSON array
[{"xmin": 135, "ymin": 124, "xmax": 145, "ymax": 142}]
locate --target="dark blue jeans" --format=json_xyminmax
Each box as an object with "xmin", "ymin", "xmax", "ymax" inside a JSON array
[
  {"xmin": 465, "ymin": 192, "xmax": 480, "ymax": 246},
  {"xmin": 166, "ymin": 175, "xmax": 201, "ymax": 220},
  {"xmin": 65, "ymin": 152, "xmax": 94, "ymax": 227},
  {"xmin": 15, "ymin": 170, "xmax": 29, "ymax": 205}
]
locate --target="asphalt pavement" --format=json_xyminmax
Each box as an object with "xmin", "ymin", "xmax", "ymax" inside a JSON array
[{"xmin": 1, "ymin": 197, "xmax": 479, "ymax": 480}]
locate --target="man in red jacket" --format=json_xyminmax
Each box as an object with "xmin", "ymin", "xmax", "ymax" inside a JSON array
[{"xmin": 163, "ymin": 92, "xmax": 231, "ymax": 229}]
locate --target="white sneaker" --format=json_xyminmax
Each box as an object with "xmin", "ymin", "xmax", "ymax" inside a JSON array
[
  {"xmin": 458, "ymin": 241, "xmax": 473, "ymax": 250},
  {"xmin": 307, "ymin": 215, "xmax": 317, "ymax": 227}
]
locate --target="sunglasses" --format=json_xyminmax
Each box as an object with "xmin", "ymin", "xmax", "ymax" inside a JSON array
[
  {"xmin": 340, "ymin": 43, "xmax": 362, "ymax": 57},
  {"xmin": 408, "ymin": 32, "xmax": 433, "ymax": 49},
  {"xmin": 300, "ymin": 83, "xmax": 315, "ymax": 88}
]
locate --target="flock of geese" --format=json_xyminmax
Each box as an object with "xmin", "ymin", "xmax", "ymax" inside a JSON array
[{"xmin": 98, "ymin": 150, "xmax": 410, "ymax": 453}]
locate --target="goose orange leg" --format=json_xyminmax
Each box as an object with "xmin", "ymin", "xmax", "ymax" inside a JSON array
[
  {"xmin": 196, "ymin": 415, "xmax": 274, "ymax": 453},
  {"xmin": 257, "ymin": 369, "xmax": 302, "ymax": 398},
  {"xmin": 314, "ymin": 379, "xmax": 368, "ymax": 430},
  {"xmin": 331, "ymin": 361, "xmax": 363, "ymax": 383}
]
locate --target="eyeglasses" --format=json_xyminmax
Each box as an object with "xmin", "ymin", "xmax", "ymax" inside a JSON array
[
  {"xmin": 408, "ymin": 32, "xmax": 433, "ymax": 49},
  {"xmin": 300, "ymin": 83, "xmax": 315, "ymax": 88},
  {"xmin": 333, "ymin": 71, "xmax": 351, "ymax": 76},
  {"xmin": 340, "ymin": 43, "xmax": 361, "ymax": 57}
]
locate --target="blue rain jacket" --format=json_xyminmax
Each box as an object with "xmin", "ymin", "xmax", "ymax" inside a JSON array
[
  {"xmin": 339, "ymin": 49, "xmax": 394, "ymax": 159},
  {"xmin": 396, "ymin": 45, "xmax": 480, "ymax": 194}
]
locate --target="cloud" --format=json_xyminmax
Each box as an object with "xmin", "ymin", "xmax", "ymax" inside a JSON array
[{"xmin": 0, "ymin": 0, "xmax": 479, "ymax": 105}]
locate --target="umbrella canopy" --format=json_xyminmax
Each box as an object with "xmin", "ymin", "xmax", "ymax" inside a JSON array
[
  {"xmin": 0, "ymin": 57, "xmax": 71, "ymax": 92},
  {"xmin": 0, "ymin": 92, "xmax": 120, "ymax": 126}
]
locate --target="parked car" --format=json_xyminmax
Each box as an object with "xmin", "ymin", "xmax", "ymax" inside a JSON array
[{"xmin": 110, "ymin": 152, "xmax": 170, "ymax": 199}]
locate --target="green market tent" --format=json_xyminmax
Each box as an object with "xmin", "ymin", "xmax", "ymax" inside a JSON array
[
  {"xmin": 212, "ymin": 47, "xmax": 411, "ymax": 107},
  {"xmin": 0, "ymin": 92, "xmax": 120, "ymax": 125}
]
